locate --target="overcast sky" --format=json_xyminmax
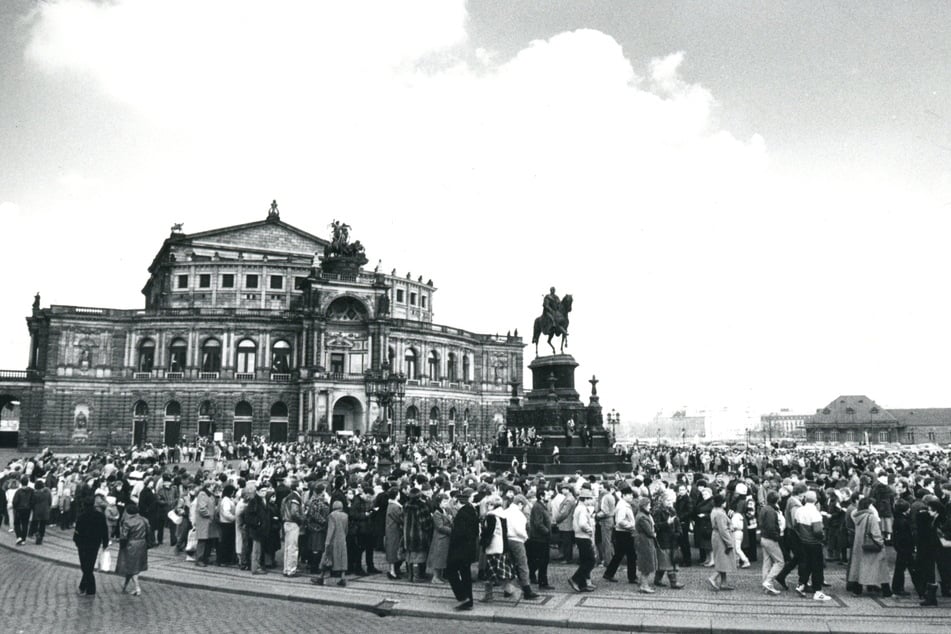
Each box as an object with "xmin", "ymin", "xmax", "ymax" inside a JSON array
[{"xmin": 2, "ymin": 1, "xmax": 951, "ymax": 422}]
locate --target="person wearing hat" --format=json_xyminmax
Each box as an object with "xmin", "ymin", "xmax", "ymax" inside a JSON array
[
  {"xmin": 568, "ymin": 487, "xmax": 596, "ymax": 592},
  {"xmin": 527, "ymin": 485, "xmax": 554, "ymax": 589},
  {"xmin": 445, "ymin": 487, "xmax": 478, "ymax": 610},
  {"xmin": 313, "ymin": 500, "xmax": 349, "ymax": 587}
]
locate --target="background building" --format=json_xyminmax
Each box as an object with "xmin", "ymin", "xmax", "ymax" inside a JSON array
[
  {"xmin": 804, "ymin": 394, "xmax": 951, "ymax": 445},
  {"xmin": 0, "ymin": 207, "xmax": 522, "ymax": 448},
  {"xmin": 759, "ymin": 409, "xmax": 809, "ymax": 441}
]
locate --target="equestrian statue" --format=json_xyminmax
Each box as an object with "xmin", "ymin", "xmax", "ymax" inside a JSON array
[{"xmin": 532, "ymin": 287, "xmax": 573, "ymax": 355}]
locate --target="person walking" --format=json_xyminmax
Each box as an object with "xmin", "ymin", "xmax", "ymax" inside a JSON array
[
  {"xmin": 12, "ymin": 475, "xmax": 32, "ymax": 545},
  {"xmin": 794, "ymin": 490, "xmax": 832, "ymax": 601},
  {"xmin": 775, "ymin": 484, "xmax": 805, "ymax": 590},
  {"xmin": 652, "ymin": 489, "xmax": 685, "ymax": 589},
  {"xmin": 402, "ymin": 487, "xmax": 433, "ymax": 583},
  {"xmin": 504, "ymin": 494, "xmax": 539, "ymax": 599},
  {"xmin": 603, "ymin": 485, "xmax": 638, "ymax": 584},
  {"xmin": 428, "ymin": 493, "xmax": 453, "ymax": 583},
  {"xmin": 707, "ymin": 494, "xmax": 736, "ymax": 591},
  {"xmin": 194, "ymin": 482, "xmax": 219, "ymax": 567},
  {"xmin": 73, "ymin": 495, "xmax": 109, "ymax": 596},
  {"xmin": 445, "ymin": 488, "xmax": 478, "ymax": 611},
  {"xmin": 115, "ymin": 502, "xmax": 153, "ymax": 596},
  {"xmin": 30, "ymin": 479, "xmax": 52, "ymax": 545},
  {"xmin": 568, "ymin": 488, "xmax": 596, "ymax": 592},
  {"xmin": 758, "ymin": 490, "xmax": 785, "ymax": 595}
]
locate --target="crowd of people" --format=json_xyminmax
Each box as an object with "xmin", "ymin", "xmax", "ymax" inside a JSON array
[{"xmin": 3, "ymin": 436, "xmax": 951, "ymax": 612}]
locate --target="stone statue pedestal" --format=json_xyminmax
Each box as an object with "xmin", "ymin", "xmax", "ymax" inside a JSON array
[
  {"xmin": 487, "ymin": 353, "xmax": 623, "ymax": 475},
  {"xmin": 320, "ymin": 253, "xmax": 368, "ymax": 275}
]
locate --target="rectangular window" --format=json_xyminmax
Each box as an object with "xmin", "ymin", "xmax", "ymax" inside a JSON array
[
  {"xmin": 245, "ymin": 274, "xmax": 258, "ymax": 289},
  {"xmin": 396, "ymin": 289, "xmax": 404, "ymax": 303},
  {"xmin": 221, "ymin": 274, "xmax": 235, "ymax": 288},
  {"xmin": 330, "ymin": 353, "xmax": 345, "ymax": 374},
  {"xmin": 199, "ymin": 273, "xmax": 211, "ymax": 288},
  {"xmin": 270, "ymin": 275, "xmax": 283, "ymax": 290},
  {"xmin": 878, "ymin": 431, "xmax": 888, "ymax": 443},
  {"xmin": 177, "ymin": 274, "xmax": 188, "ymax": 289},
  {"xmin": 294, "ymin": 276, "xmax": 307, "ymax": 291},
  {"xmin": 421, "ymin": 295, "xmax": 427, "ymax": 309},
  {"xmin": 929, "ymin": 431, "xmax": 936, "ymax": 441},
  {"xmin": 845, "ymin": 431, "xmax": 855, "ymax": 443},
  {"xmin": 410, "ymin": 292, "xmax": 417, "ymax": 306},
  {"xmin": 905, "ymin": 432, "xmax": 915, "ymax": 443},
  {"xmin": 829, "ymin": 430, "xmax": 838, "ymax": 442}
]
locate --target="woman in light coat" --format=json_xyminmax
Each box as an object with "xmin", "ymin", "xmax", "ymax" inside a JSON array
[
  {"xmin": 847, "ymin": 498, "xmax": 891, "ymax": 596},
  {"xmin": 315, "ymin": 500, "xmax": 349, "ymax": 587},
  {"xmin": 707, "ymin": 493, "xmax": 736, "ymax": 591},
  {"xmin": 115, "ymin": 502, "xmax": 153, "ymax": 595}
]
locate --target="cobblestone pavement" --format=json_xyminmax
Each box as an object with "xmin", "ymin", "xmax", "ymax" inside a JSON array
[{"xmin": 0, "ymin": 550, "xmax": 565, "ymax": 634}]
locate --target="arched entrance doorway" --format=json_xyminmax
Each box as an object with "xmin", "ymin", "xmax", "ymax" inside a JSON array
[
  {"xmin": 269, "ymin": 401, "xmax": 289, "ymax": 442},
  {"xmin": 234, "ymin": 401, "xmax": 253, "ymax": 442},
  {"xmin": 0, "ymin": 395, "xmax": 21, "ymax": 448},
  {"xmin": 429, "ymin": 406, "xmax": 440, "ymax": 440},
  {"xmin": 331, "ymin": 396, "xmax": 363, "ymax": 433},
  {"xmin": 164, "ymin": 401, "xmax": 182, "ymax": 445},
  {"xmin": 132, "ymin": 401, "xmax": 149, "ymax": 447}
]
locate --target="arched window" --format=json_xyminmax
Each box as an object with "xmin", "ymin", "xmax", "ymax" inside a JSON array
[
  {"xmin": 429, "ymin": 406, "xmax": 440, "ymax": 421},
  {"xmin": 429, "ymin": 406, "xmax": 440, "ymax": 439},
  {"xmin": 447, "ymin": 353, "xmax": 457, "ymax": 382},
  {"xmin": 168, "ymin": 338, "xmax": 187, "ymax": 372},
  {"xmin": 133, "ymin": 401, "xmax": 149, "ymax": 417},
  {"xmin": 428, "ymin": 350, "xmax": 440, "ymax": 379},
  {"xmin": 388, "ymin": 346, "xmax": 395, "ymax": 366},
  {"xmin": 201, "ymin": 338, "xmax": 221, "ymax": 372},
  {"xmin": 270, "ymin": 402, "xmax": 289, "ymax": 418},
  {"xmin": 404, "ymin": 348, "xmax": 418, "ymax": 380},
  {"xmin": 271, "ymin": 340, "xmax": 291, "ymax": 373},
  {"xmin": 235, "ymin": 401, "xmax": 253, "ymax": 418},
  {"xmin": 406, "ymin": 405, "xmax": 419, "ymax": 421},
  {"xmin": 462, "ymin": 354, "xmax": 470, "ymax": 383},
  {"xmin": 137, "ymin": 338, "xmax": 155, "ymax": 372},
  {"xmin": 236, "ymin": 339, "xmax": 256, "ymax": 373},
  {"xmin": 165, "ymin": 401, "xmax": 181, "ymax": 417},
  {"xmin": 449, "ymin": 407, "xmax": 456, "ymax": 421},
  {"xmin": 326, "ymin": 296, "xmax": 369, "ymax": 321}
]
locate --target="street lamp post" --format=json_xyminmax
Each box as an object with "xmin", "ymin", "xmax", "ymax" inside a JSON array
[
  {"xmin": 607, "ymin": 409, "xmax": 620, "ymax": 442},
  {"xmin": 364, "ymin": 361, "xmax": 406, "ymax": 441}
]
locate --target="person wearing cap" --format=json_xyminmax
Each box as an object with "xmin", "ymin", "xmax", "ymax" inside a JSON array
[
  {"xmin": 313, "ymin": 500, "xmax": 349, "ymax": 587},
  {"xmin": 568, "ymin": 487, "xmax": 596, "ymax": 592},
  {"xmin": 445, "ymin": 487, "xmax": 478, "ymax": 611},
  {"xmin": 527, "ymin": 485, "xmax": 553, "ymax": 589},
  {"xmin": 603, "ymin": 485, "xmax": 638, "ymax": 584},
  {"xmin": 793, "ymin": 490, "xmax": 831, "ymax": 601}
]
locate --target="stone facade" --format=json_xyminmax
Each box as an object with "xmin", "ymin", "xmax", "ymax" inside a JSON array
[{"xmin": 6, "ymin": 210, "xmax": 522, "ymax": 448}]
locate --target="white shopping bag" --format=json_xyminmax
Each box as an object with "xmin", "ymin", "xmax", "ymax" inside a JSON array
[{"xmin": 99, "ymin": 548, "xmax": 113, "ymax": 572}]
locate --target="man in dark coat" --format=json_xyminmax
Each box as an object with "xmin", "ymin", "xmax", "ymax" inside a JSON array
[
  {"xmin": 31, "ymin": 479, "xmax": 53, "ymax": 545},
  {"xmin": 73, "ymin": 496, "xmax": 109, "ymax": 596},
  {"xmin": 445, "ymin": 488, "xmax": 478, "ymax": 611},
  {"xmin": 12, "ymin": 476, "xmax": 34, "ymax": 545}
]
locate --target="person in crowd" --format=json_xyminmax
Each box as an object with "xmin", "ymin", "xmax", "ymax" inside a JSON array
[
  {"xmin": 245, "ymin": 482, "xmax": 271, "ymax": 575},
  {"xmin": 305, "ymin": 482, "xmax": 331, "ymax": 577},
  {"xmin": 428, "ymin": 492, "xmax": 453, "ymax": 583},
  {"xmin": 281, "ymin": 478, "xmax": 303, "ymax": 577},
  {"xmin": 603, "ymin": 485, "xmax": 638, "ymax": 584},
  {"xmin": 445, "ymin": 488, "xmax": 478, "ymax": 611},
  {"xmin": 115, "ymin": 502, "xmax": 153, "ymax": 596},
  {"xmin": 775, "ymin": 483, "xmax": 805, "ymax": 590},
  {"xmin": 554, "ymin": 484, "xmax": 577, "ymax": 564},
  {"xmin": 30, "ymin": 478, "xmax": 52, "ymax": 545},
  {"xmin": 707, "ymin": 493, "xmax": 735, "ymax": 591},
  {"xmin": 848, "ymin": 497, "xmax": 891, "ymax": 597},
  {"xmin": 795, "ymin": 490, "xmax": 832, "ymax": 601},
  {"xmin": 652, "ymin": 488, "xmax": 684, "ymax": 589},
  {"xmin": 73, "ymin": 493, "xmax": 109, "ymax": 597},
  {"xmin": 217, "ymin": 483, "xmax": 237, "ymax": 566},
  {"xmin": 156, "ymin": 478, "xmax": 178, "ymax": 547},
  {"xmin": 384, "ymin": 487, "xmax": 404, "ymax": 580},
  {"xmin": 527, "ymin": 485, "xmax": 553, "ymax": 589},
  {"xmin": 633, "ymin": 496, "xmax": 657, "ymax": 594},
  {"xmin": 403, "ymin": 487, "xmax": 433, "ymax": 583},
  {"xmin": 596, "ymin": 480, "xmax": 616, "ymax": 565},
  {"xmin": 503, "ymin": 493, "xmax": 539, "ymax": 599},
  {"xmin": 481, "ymin": 494, "xmax": 514, "ymax": 601},
  {"xmin": 568, "ymin": 488, "xmax": 596, "ymax": 592},
  {"xmin": 693, "ymin": 485, "xmax": 714, "ymax": 567},
  {"xmin": 194, "ymin": 481, "xmax": 220, "ymax": 567},
  {"xmin": 890, "ymin": 498, "xmax": 918, "ymax": 597},
  {"xmin": 758, "ymin": 490, "xmax": 785, "ymax": 595},
  {"xmin": 12, "ymin": 475, "xmax": 32, "ymax": 545},
  {"xmin": 314, "ymin": 500, "xmax": 349, "ymax": 587},
  {"xmin": 675, "ymin": 483, "xmax": 693, "ymax": 566}
]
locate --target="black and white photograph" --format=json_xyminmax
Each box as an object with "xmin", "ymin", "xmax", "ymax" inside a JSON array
[{"xmin": 1, "ymin": 2, "xmax": 950, "ymax": 632}]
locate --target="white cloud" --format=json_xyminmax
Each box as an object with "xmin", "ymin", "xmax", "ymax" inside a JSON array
[
  {"xmin": 0, "ymin": 201, "xmax": 21, "ymax": 216},
  {"xmin": 20, "ymin": 1, "xmax": 789, "ymax": 419}
]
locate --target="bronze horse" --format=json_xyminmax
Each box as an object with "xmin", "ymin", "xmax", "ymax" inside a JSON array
[{"xmin": 532, "ymin": 294, "xmax": 573, "ymax": 355}]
